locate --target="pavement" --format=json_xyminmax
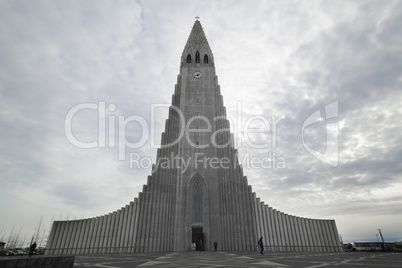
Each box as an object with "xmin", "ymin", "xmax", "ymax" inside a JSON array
[{"xmin": 74, "ymin": 251, "xmax": 402, "ymax": 267}]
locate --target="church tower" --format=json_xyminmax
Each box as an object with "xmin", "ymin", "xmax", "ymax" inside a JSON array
[
  {"xmin": 46, "ymin": 20, "xmax": 343, "ymax": 254},
  {"xmin": 172, "ymin": 19, "xmax": 257, "ymax": 251}
]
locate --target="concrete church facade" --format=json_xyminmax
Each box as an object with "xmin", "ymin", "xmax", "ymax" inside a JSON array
[{"xmin": 46, "ymin": 20, "xmax": 343, "ymax": 254}]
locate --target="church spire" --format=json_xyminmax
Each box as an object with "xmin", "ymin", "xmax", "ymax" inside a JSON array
[{"xmin": 181, "ymin": 19, "xmax": 214, "ymax": 66}]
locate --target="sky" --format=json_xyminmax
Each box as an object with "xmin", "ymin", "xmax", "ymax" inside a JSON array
[{"xmin": 1, "ymin": 0, "xmax": 401, "ymax": 248}]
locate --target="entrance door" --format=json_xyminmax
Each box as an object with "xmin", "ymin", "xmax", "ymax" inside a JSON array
[{"xmin": 192, "ymin": 227, "xmax": 204, "ymax": 251}]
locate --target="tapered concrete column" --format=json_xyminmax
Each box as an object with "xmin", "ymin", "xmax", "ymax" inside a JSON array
[
  {"xmin": 138, "ymin": 185, "xmax": 149, "ymax": 252},
  {"xmin": 59, "ymin": 221, "xmax": 71, "ymax": 255},
  {"xmin": 89, "ymin": 217, "xmax": 100, "ymax": 254},
  {"xmin": 322, "ymin": 220, "xmax": 331, "ymax": 252},
  {"xmin": 153, "ymin": 166, "xmax": 163, "ymax": 252},
  {"xmin": 246, "ymin": 184, "xmax": 257, "ymax": 251},
  {"xmin": 55, "ymin": 221, "xmax": 65, "ymax": 255},
  {"xmin": 330, "ymin": 220, "xmax": 342, "ymax": 252},
  {"xmin": 296, "ymin": 217, "xmax": 305, "ymax": 251},
  {"xmin": 281, "ymin": 213, "xmax": 290, "ymax": 251},
  {"xmin": 118, "ymin": 207, "xmax": 127, "ymax": 253},
  {"xmin": 324, "ymin": 220, "xmax": 337, "ymax": 251},
  {"xmin": 307, "ymin": 219, "xmax": 317, "ymax": 252},
  {"xmin": 237, "ymin": 173, "xmax": 247, "ymax": 251},
  {"xmin": 127, "ymin": 201, "xmax": 136, "ymax": 252},
  {"xmin": 132, "ymin": 198, "xmax": 140, "ymax": 252},
  {"xmin": 78, "ymin": 220, "xmax": 86, "ymax": 255},
  {"xmin": 133, "ymin": 193, "xmax": 143, "ymax": 252},
  {"xmin": 164, "ymin": 175, "xmax": 173, "ymax": 252},
  {"xmin": 280, "ymin": 213, "xmax": 288, "ymax": 251},
  {"xmin": 46, "ymin": 221, "xmax": 57, "ymax": 255},
  {"xmin": 312, "ymin": 219, "xmax": 322, "ymax": 252},
  {"xmin": 290, "ymin": 216, "xmax": 300, "ymax": 251},
  {"xmin": 266, "ymin": 207, "xmax": 273, "ymax": 252},
  {"xmin": 316, "ymin": 220, "xmax": 326, "ymax": 252},
  {"xmin": 122, "ymin": 204, "xmax": 132, "ymax": 253},
  {"xmin": 145, "ymin": 177, "xmax": 157, "ymax": 253},
  {"xmin": 85, "ymin": 218, "xmax": 95, "ymax": 254},
  {"xmin": 106, "ymin": 212, "xmax": 116, "ymax": 253},
  {"xmin": 116, "ymin": 208, "xmax": 125, "ymax": 253},
  {"xmin": 321, "ymin": 220, "xmax": 330, "ymax": 251},
  {"xmin": 80, "ymin": 219, "xmax": 90, "ymax": 254},
  {"xmin": 99, "ymin": 215, "xmax": 107, "ymax": 253},
  {"xmin": 111, "ymin": 210, "xmax": 121, "ymax": 253},
  {"xmin": 253, "ymin": 195, "xmax": 261, "ymax": 248},
  {"xmin": 95, "ymin": 216, "xmax": 105, "ymax": 253},
  {"xmin": 97, "ymin": 215, "xmax": 107, "ymax": 254},
  {"xmin": 270, "ymin": 210, "xmax": 277, "ymax": 250},
  {"xmin": 284, "ymin": 214, "xmax": 293, "ymax": 251},
  {"xmin": 262, "ymin": 206, "xmax": 269, "ymax": 251},
  {"xmin": 102, "ymin": 214, "xmax": 112, "ymax": 253},
  {"xmin": 260, "ymin": 202, "xmax": 268, "ymax": 249},
  {"xmin": 301, "ymin": 218, "xmax": 311, "ymax": 252},
  {"xmin": 49, "ymin": 221, "xmax": 61, "ymax": 255},
  {"xmin": 73, "ymin": 220, "xmax": 83, "ymax": 254},
  {"xmin": 275, "ymin": 211, "xmax": 284, "ymax": 251},
  {"xmin": 263, "ymin": 204, "xmax": 270, "ymax": 251},
  {"xmin": 66, "ymin": 221, "xmax": 77, "ymax": 254}
]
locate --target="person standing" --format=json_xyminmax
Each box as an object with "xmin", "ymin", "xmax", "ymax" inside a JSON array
[
  {"xmin": 214, "ymin": 241, "xmax": 217, "ymax": 251},
  {"xmin": 258, "ymin": 237, "xmax": 264, "ymax": 255},
  {"xmin": 198, "ymin": 239, "xmax": 203, "ymax": 252},
  {"xmin": 29, "ymin": 242, "xmax": 37, "ymax": 257}
]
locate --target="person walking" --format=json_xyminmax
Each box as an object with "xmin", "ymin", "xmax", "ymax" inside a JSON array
[{"xmin": 258, "ymin": 237, "xmax": 264, "ymax": 255}]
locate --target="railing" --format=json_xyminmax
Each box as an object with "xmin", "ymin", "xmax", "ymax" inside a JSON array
[
  {"xmin": 247, "ymin": 245, "xmax": 344, "ymax": 252},
  {"xmin": 47, "ymin": 246, "xmax": 148, "ymax": 255}
]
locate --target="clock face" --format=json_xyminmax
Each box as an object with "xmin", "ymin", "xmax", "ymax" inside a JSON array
[{"xmin": 193, "ymin": 71, "xmax": 202, "ymax": 79}]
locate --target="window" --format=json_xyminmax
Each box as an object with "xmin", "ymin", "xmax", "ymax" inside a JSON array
[
  {"xmin": 187, "ymin": 54, "xmax": 191, "ymax": 63},
  {"xmin": 195, "ymin": 51, "xmax": 200, "ymax": 63},
  {"xmin": 196, "ymin": 112, "xmax": 199, "ymax": 116},
  {"xmin": 204, "ymin": 54, "xmax": 208, "ymax": 64},
  {"xmin": 196, "ymin": 141, "xmax": 199, "ymax": 147},
  {"xmin": 192, "ymin": 180, "xmax": 202, "ymax": 222},
  {"xmin": 196, "ymin": 99, "xmax": 199, "ymax": 104},
  {"xmin": 196, "ymin": 86, "xmax": 199, "ymax": 91}
]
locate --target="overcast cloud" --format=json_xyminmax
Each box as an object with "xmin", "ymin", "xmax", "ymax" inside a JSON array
[{"xmin": 1, "ymin": 0, "xmax": 401, "ymax": 247}]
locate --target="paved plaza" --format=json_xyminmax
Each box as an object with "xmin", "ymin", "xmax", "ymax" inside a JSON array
[{"xmin": 74, "ymin": 251, "xmax": 402, "ymax": 267}]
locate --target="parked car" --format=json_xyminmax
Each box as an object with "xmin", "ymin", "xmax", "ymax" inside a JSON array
[
  {"xmin": 36, "ymin": 249, "xmax": 45, "ymax": 255},
  {"xmin": 14, "ymin": 249, "xmax": 28, "ymax": 256},
  {"xmin": 0, "ymin": 249, "xmax": 15, "ymax": 256}
]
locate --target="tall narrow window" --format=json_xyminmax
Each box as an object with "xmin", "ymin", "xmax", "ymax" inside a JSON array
[
  {"xmin": 196, "ymin": 112, "xmax": 199, "ymax": 117},
  {"xmin": 196, "ymin": 99, "xmax": 199, "ymax": 104},
  {"xmin": 187, "ymin": 54, "xmax": 192, "ymax": 63},
  {"xmin": 195, "ymin": 51, "xmax": 200, "ymax": 63},
  {"xmin": 193, "ymin": 180, "xmax": 202, "ymax": 222},
  {"xmin": 204, "ymin": 54, "xmax": 208, "ymax": 64}
]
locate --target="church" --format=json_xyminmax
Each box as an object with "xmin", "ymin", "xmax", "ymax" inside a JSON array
[{"xmin": 46, "ymin": 19, "xmax": 343, "ymax": 254}]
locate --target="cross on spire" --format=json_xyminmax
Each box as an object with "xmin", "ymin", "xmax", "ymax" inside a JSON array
[{"xmin": 195, "ymin": 16, "xmax": 200, "ymax": 21}]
